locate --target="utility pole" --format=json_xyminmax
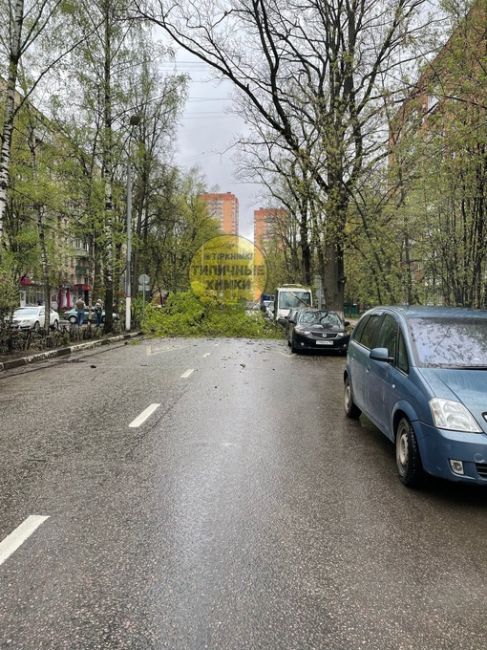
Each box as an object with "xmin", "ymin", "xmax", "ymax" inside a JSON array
[{"xmin": 125, "ymin": 114, "xmax": 140, "ymax": 332}]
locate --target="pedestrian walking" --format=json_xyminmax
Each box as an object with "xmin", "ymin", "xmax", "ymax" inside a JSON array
[
  {"xmin": 75, "ymin": 297, "xmax": 85, "ymax": 326},
  {"xmin": 94, "ymin": 299, "xmax": 103, "ymax": 327}
]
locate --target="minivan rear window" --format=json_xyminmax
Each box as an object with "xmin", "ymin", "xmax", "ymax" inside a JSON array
[{"xmin": 408, "ymin": 317, "xmax": 487, "ymax": 368}]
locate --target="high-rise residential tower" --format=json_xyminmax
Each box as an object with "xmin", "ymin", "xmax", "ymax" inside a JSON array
[
  {"xmin": 198, "ymin": 192, "xmax": 239, "ymax": 235},
  {"xmin": 254, "ymin": 207, "xmax": 287, "ymax": 250}
]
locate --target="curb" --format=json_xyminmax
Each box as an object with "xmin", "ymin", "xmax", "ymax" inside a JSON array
[{"xmin": 0, "ymin": 332, "xmax": 143, "ymax": 373}]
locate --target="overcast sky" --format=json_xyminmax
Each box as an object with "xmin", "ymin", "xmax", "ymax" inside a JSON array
[{"xmin": 160, "ymin": 53, "xmax": 265, "ymax": 242}]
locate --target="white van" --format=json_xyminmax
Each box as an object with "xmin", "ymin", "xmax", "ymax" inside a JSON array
[{"xmin": 274, "ymin": 285, "xmax": 313, "ymax": 324}]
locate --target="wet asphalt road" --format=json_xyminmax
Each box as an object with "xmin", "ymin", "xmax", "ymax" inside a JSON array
[{"xmin": 1, "ymin": 337, "xmax": 487, "ymax": 650}]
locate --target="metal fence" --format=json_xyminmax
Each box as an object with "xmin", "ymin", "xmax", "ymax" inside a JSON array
[{"xmin": 0, "ymin": 321, "xmax": 122, "ymax": 356}]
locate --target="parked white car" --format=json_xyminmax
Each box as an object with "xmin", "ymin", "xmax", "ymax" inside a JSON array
[{"xmin": 10, "ymin": 306, "xmax": 59, "ymax": 330}]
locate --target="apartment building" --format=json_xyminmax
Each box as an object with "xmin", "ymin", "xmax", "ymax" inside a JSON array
[
  {"xmin": 0, "ymin": 77, "xmax": 97, "ymax": 309},
  {"xmin": 198, "ymin": 192, "xmax": 239, "ymax": 235},
  {"xmin": 390, "ymin": 0, "xmax": 486, "ymax": 146},
  {"xmin": 19, "ymin": 235, "xmax": 92, "ymax": 310},
  {"xmin": 388, "ymin": 0, "xmax": 487, "ymax": 306},
  {"xmin": 254, "ymin": 207, "xmax": 287, "ymax": 250}
]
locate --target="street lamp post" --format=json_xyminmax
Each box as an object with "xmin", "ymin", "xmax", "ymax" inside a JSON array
[{"xmin": 126, "ymin": 114, "xmax": 140, "ymax": 332}]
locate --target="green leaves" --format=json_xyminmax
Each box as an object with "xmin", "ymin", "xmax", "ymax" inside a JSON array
[
  {"xmin": 141, "ymin": 292, "xmax": 283, "ymax": 339},
  {"xmin": 0, "ymin": 254, "xmax": 21, "ymax": 320}
]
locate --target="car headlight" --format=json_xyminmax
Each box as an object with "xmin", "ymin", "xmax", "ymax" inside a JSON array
[
  {"xmin": 429, "ymin": 398, "xmax": 482, "ymax": 433},
  {"xmin": 295, "ymin": 327, "xmax": 311, "ymax": 335}
]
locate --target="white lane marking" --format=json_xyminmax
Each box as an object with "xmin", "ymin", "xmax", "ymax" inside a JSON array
[
  {"xmin": 146, "ymin": 344, "xmax": 191, "ymax": 357},
  {"xmin": 203, "ymin": 353, "xmax": 211, "ymax": 358},
  {"xmin": 214, "ymin": 343, "xmax": 220, "ymax": 347},
  {"xmin": 0, "ymin": 515, "xmax": 49, "ymax": 567},
  {"xmin": 129, "ymin": 403, "xmax": 160, "ymax": 428},
  {"xmin": 181, "ymin": 368, "xmax": 195, "ymax": 378}
]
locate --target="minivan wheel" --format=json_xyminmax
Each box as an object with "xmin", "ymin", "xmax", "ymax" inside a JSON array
[
  {"xmin": 395, "ymin": 417, "xmax": 424, "ymax": 487},
  {"xmin": 344, "ymin": 376, "xmax": 361, "ymax": 419}
]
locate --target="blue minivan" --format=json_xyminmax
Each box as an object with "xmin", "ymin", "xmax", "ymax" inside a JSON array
[{"xmin": 344, "ymin": 306, "xmax": 487, "ymax": 487}]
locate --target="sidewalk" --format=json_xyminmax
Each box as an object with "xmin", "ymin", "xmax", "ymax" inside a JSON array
[{"xmin": 0, "ymin": 331, "xmax": 142, "ymax": 372}]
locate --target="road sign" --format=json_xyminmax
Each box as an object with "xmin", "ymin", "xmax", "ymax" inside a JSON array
[{"xmin": 138, "ymin": 273, "xmax": 150, "ymax": 284}]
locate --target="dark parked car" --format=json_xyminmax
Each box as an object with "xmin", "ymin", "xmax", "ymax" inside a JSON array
[
  {"xmin": 287, "ymin": 309, "xmax": 350, "ymax": 353},
  {"xmin": 64, "ymin": 307, "xmax": 119, "ymax": 325},
  {"xmin": 344, "ymin": 306, "xmax": 487, "ymax": 487}
]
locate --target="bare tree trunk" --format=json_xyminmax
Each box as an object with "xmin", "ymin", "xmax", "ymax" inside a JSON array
[
  {"xmin": 299, "ymin": 207, "xmax": 312, "ymax": 286},
  {"xmin": 323, "ymin": 241, "xmax": 345, "ymax": 313},
  {"xmin": 0, "ymin": 0, "xmax": 24, "ymax": 242},
  {"xmin": 92, "ymin": 240, "xmax": 102, "ymax": 298},
  {"xmin": 37, "ymin": 205, "xmax": 51, "ymax": 329},
  {"xmin": 403, "ymin": 227, "xmax": 414, "ymax": 304},
  {"xmin": 322, "ymin": 177, "xmax": 348, "ymax": 312},
  {"xmin": 102, "ymin": 0, "xmax": 114, "ymax": 332}
]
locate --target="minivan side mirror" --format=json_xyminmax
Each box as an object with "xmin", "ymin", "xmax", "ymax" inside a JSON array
[
  {"xmin": 288, "ymin": 318, "xmax": 296, "ymax": 324},
  {"xmin": 369, "ymin": 347, "xmax": 394, "ymax": 363},
  {"xmin": 344, "ymin": 320, "xmax": 350, "ymax": 327}
]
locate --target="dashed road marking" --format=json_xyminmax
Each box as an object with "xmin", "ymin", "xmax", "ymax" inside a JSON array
[
  {"xmin": 146, "ymin": 344, "xmax": 192, "ymax": 357},
  {"xmin": 129, "ymin": 403, "xmax": 160, "ymax": 428},
  {"xmin": 181, "ymin": 368, "xmax": 195, "ymax": 379},
  {"xmin": 0, "ymin": 516, "xmax": 49, "ymax": 567},
  {"xmin": 203, "ymin": 353, "xmax": 211, "ymax": 358}
]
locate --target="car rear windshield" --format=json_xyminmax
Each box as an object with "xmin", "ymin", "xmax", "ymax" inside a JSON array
[{"xmin": 408, "ymin": 317, "xmax": 487, "ymax": 368}]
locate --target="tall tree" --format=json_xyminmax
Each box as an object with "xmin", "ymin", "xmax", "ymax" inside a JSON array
[
  {"xmin": 134, "ymin": 0, "xmax": 437, "ymax": 310},
  {"xmin": 386, "ymin": 0, "xmax": 487, "ymax": 307},
  {"xmin": 144, "ymin": 167, "xmax": 220, "ymax": 293},
  {"xmin": 49, "ymin": 1, "xmax": 186, "ymax": 330},
  {"xmin": 125, "ymin": 55, "xmax": 187, "ymax": 295},
  {"xmin": 0, "ymin": 0, "xmax": 81, "ymax": 244},
  {"xmin": 237, "ymin": 136, "xmax": 315, "ymax": 285},
  {"xmin": 53, "ymin": 0, "xmax": 148, "ymax": 331}
]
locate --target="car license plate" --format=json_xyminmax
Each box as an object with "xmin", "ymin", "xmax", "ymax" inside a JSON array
[{"xmin": 316, "ymin": 340, "xmax": 333, "ymax": 345}]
